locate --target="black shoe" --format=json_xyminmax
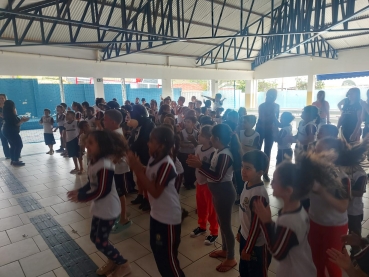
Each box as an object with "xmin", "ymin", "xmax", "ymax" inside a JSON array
[
  {"xmin": 234, "ymin": 199, "xmax": 240, "ymax": 205},
  {"xmin": 131, "ymin": 194, "xmax": 143, "ymax": 205},
  {"xmin": 56, "ymin": 148, "xmax": 64, "ymax": 153},
  {"xmin": 12, "ymin": 161, "xmax": 25, "ymax": 166},
  {"xmin": 190, "ymin": 184, "xmax": 196, "ymax": 189},
  {"xmin": 141, "ymin": 199, "xmax": 151, "ymax": 211},
  {"xmin": 263, "ymin": 174, "xmax": 270, "ymax": 182},
  {"xmin": 181, "ymin": 208, "xmax": 189, "ymax": 222},
  {"xmin": 184, "ymin": 185, "xmax": 192, "ymax": 190},
  {"xmin": 204, "ymin": 235, "xmax": 218, "ymax": 245},
  {"xmin": 190, "ymin": 227, "xmax": 206, "ymax": 238}
]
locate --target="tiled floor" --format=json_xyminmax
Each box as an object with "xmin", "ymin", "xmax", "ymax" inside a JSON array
[{"xmin": 0, "ymin": 140, "xmax": 364, "ymax": 277}]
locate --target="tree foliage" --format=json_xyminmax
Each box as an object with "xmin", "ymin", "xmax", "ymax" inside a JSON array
[
  {"xmin": 342, "ymin": 79, "xmax": 356, "ymax": 86},
  {"xmin": 257, "ymin": 80, "xmax": 278, "ymax": 92}
]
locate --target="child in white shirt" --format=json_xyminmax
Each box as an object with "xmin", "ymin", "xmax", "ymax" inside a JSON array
[{"xmin": 39, "ymin": 108, "xmax": 55, "ymax": 155}]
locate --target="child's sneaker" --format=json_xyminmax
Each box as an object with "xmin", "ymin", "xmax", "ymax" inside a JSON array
[
  {"xmin": 56, "ymin": 148, "xmax": 64, "ymax": 153},
  {"xmin": 108, "ymin": 262, "xmax": 131, "ymax": 277},
  {"xmin": 96, "ymin": 260, "xmax": 117, "ymax": 276},
  {"xmin": 204, "ymin": 235, "xmax": 218, "ymax": 245},
  {"xmin": 70, "ymin": 169, "xmax": 79, "ymax": 174},
  {"xmin": 190, "ymin": 227, "xmax": 206, "ymax": 238}
]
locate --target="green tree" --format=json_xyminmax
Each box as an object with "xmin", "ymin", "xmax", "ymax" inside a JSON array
[
  {"xmin": 315, "ymin": 80, "xmax": 325, "ymax": 90},
  {"xmin": 295, "ymin": 77, "xmax": 308, "ymax": 90},
  {"xmin": 236, "ymin": 80, "xmax": 246, "ymax": 92},
  {"xmin": 257, "ymin": 80, "xmax": 278, "ymax": 92}
]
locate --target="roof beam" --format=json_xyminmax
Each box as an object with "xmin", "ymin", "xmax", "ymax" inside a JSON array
[{"xmin": 252, "ymin": 0, "xmax": 369, "ymax": 69}]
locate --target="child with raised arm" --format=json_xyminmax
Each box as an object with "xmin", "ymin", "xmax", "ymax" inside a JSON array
[
  {"xmin": 128, "ymin": 127, "xmax": 185, "ymax": 277},
  {"xmin": 67, "ymin": 130, "xmax": 131, "ymax": 277},
  {"xmin": 39, "ymin": 108, "xmax": 55, "ymax": 155}
]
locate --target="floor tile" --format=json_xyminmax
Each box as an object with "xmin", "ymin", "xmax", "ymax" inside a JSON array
[
  {"xmin": 0, "ymin": 238, "xmax": 40, "ymax": 267},
  {"xmin": 53, "ymin": 267, "xmax": 68, "ymax": 277},
  {"xmin": 0, "ymin": 199, "xmax": 12, "ymax": 209},
  {"xmin": 37, "ymin": 196, "xmax": 64, "ymax": 207},
  {"xmin": 51, "ymin": 201, "xmax": 87, "ymax": 215},
  {"xmin": 18, "ymin": 208, "xmax": 55, "ymax": 224},
  {"xmin": 182, "ymin": 255, "xmax": 239, "ymax": 277},
  {"xmin": 53, "ymin": 210, "xmax": 84, "ymax": 226},
  {"xmin": 38, "ymin": 272, "xmax": 56, "ymax": 277},
  {"xmin": 113, "ymin": 238, "xmax": 151, "ymax": 262},
  {"xmin": 6, "ymin": 223, "xmax": 39, "ymax": 243},
  {"xmin": 0, "ymin": 215, "xmax": 23, "ymax": 231},
  {"xmin": 180, "ymin": 195, "xmax": 197, "ymax": 209},
  {"xmin": 131, "ymin": 213, "xmax": 151, "ymax": 230},
  {"xmin": 75, "ymin": 206, "xmax": 91, "ymax": 219},
  {"xmin": 89, "ymin": 252, "xmax": 105, "ymax": 268},
  {"xmin": 0, "ymin": 261, "xmax": 25, "ymax": 277},
  {"xmin": 0, "ymin": 205, "xmax": 24, "ymax": 219},
  {"xmin": 128, "ymin": 262, "xmax": 151, "ymax": 277},
  {"xmin": 180, "ymin": 216, "xmax": 200, "ymax": 238},
  {"xmin": 74, "ymin": 235, "xmax": 97, "ymax": 255},
  {"xmin": 132, "ymin": 230, "xmax": 151, "ymax": 251},
  {"xmin": 62, "ymin": 225, "xmax": 81, "ymax": 239},
  {"xmin": 25, "ymin": 185, "xmax": 49, "ymax": 194},
  {"xmin": 19, "ymin": 249, "xmax": 61, "ymax": 277},
  {"xmin": 178, "ymin": 234, "xmax": 220, "ymax": 261},
  {"xmin": 0, "ymin": 231, "xmax": 11, "ymax": 247},
  {"xmin": 44, "ymin": 180, "xmax": 72, "ymax": 189},
  {"xmin": 33, "ymin": 235, "xmax": 49, "ymax": 251},
  {"xmin": 109, "ymin": 223, "xmax": 146, "ymax": 244},
  {"xmin": 69, "ymin": 218, "xmax": 92, "ymax": 237}
]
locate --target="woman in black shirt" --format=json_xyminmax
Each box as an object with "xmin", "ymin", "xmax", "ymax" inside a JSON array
[
  {"xmin": 2, "ymin": 100, "xmax": 29, "ymax": 166},
  {"xmin": 0, "ymin": 94, "xmax": 10, "ymax": 159},
  {"xmin": 337, "ymin": 88, "xmax": 362, "ymax": 142}
]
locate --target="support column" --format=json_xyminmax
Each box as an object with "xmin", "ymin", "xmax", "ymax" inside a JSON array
[
  {"xmin": 93, "ymin": 77, "xmax": 105, "ymax": 99},
  {"xmin": 306, "ymin": 74, "xmax": 315, "ymax": 105},
  {"xmin": 121, "ymin": 78, "xmax": 126, "ymax": 102},
  {"xmin": 59, "ymin": 77, "xmax": 65, "ymax": 103},
  {"xmin": 161, "ymin": 79, "xmax": 173, "ymax": 99},
  {"xmin": 210, "ymin": 79, "xmax": 218, "ymax": 97},
  {"xmin": 244, "ymin": 80, "xmax": 254, "ymax": 109}
]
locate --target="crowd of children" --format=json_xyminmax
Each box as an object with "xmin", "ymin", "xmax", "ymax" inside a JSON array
[{"xmin": 29, "ymin": 90, "xmax": 369, "ymax": 277}]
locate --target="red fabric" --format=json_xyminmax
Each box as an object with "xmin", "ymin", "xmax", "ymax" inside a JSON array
[
  {"xmin": 196, "ymin": 183, "xmax": 218, "ymax": 236},
  {"xmin": 308, "ymin": 220, "xmax": 348, "ymax": 277}
]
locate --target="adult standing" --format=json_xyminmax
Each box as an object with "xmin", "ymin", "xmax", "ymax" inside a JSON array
[
  {"xmin": 312, "ymin": 90, "xmax": 330, "ymax": 125},
  {"xmin": 338, "ymin": 87, "xmax": 362, "ymax": 143},
  {"xmin": 361, "ymin": 89, "xmax": 369, "ymax": 139},
  {"xmin": 0, "ymin": 94, "xmax": 10, "ymax": 159},
  {"xmin": 2, "ymin": 100, "xmax": 29, "ymax": 166},
  {"xmin": 255, "ymin": 89, "xmax": 279, "ymax": 182}
]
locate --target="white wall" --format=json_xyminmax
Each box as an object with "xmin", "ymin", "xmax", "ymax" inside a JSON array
[
  {"xmin": 0, "ymin": 50, "xmax": 253, "ymax": 80},
  {"xmin": 254, "ymin": 47, "xmax": 369, "ymax": 79}
]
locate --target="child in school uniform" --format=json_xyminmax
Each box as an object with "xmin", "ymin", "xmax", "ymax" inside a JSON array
[
  {"xmin": 128, "ymin": 126, "xmax": 185, "ymax": 277},
  {"xmin": 239, "ymin": 115, "xmax": 260, "ymax": 154},
  {"xmin": 54, "ymin": 105, "xmax": 66, "ymax": 153},
  {"xmin": 237, "ymin": 150, "xmax": 271, "ymax": 277},
  {"xmin": 178, "ymin": 116, "xmax": 198, "ymax": 190},
  {"xmin": 63, "ymin": 111, "xmax": 81, "ymax": 173},
  {"xmin": 39, "ymin": 108, "xmax": 55, "ymax": 155},
  {"xmin": 187, "ymin": 123, "xmax": 242, "ymax": 272},
  {"xmin": 276, "ymin": 112, "xmax": 294, "ymax": 165},
  {"xmin": 86, "ymin": 106, "xmax": 97, "ymax": 131},
  {"xmin": 254, "ymin": 149, "xmax": 346, "ymax": 277},
  {"xmin": 104, "ymin": 109, "xmax": 132, "ymax": 233},
  {"xmin": 72, "ymin": 101, "xmax": 84, "ymax": 121},
  {"xmin": 67, "ymin": 130, "xmax": 131, "ymax": 277},
  {"xmin": 77, "ymin": 121, "xmax": 90, "ymax": 174},
  {"xmin": 189, "ymin": 125, "xmax": 218, "ymax": 245},
  {"xmin": 309, "ymin": 137, "xmax": 369, "ymax": 277}
]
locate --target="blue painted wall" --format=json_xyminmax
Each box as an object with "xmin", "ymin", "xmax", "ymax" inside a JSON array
[
  {"xmin": 126, "ymin": 86, "xmax": 163, "ymax": 104},
  {"xmin": 64, "ymin": 84, "xmax": 95, "ymax": 107},
  {"xmin": 36, "ymin": 84, "xmax": 61, "ymax": 116},
  {"xmin": 104, "ymin": 84, "xmax": 123, "ymax": 104}
]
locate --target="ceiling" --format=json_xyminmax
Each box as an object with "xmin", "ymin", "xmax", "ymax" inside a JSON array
[{"xmin": 0, "ymin": 0, "xmax": 368, "ymax": 69}]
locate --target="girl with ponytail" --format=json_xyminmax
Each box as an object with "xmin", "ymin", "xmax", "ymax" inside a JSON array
[
  {"xmin": 254, "ymin": 150, "xmax": 345, "ymax": 277},
  {"xmin": 187, "ymin": 123, "xmax": 242, "ymax": 272}
]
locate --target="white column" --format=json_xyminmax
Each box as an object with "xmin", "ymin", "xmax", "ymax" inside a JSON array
[
  {"xmin": 93, "ymin": 77, "xmax": 105, "ymax": 99},
  {"xmin": 121, "ymin": 78, "xmax": 126, "ymax": 102},
  {"xmin": 210, "ymin": 79, "xmax": 218, "ymax": 97},
  {"xmin": 59, "ymin": 77, "xmax": 65, "ymax": 103},
  {"xmin": 307, "ymin": 74, "xmax": 315, "ymax": 105},
  {"xmin": 244, "ymin": 80, "xmax": 253, "ymax": 109},
  {"xmin": 161, "ymin": 79, "xmax": 173, "ymax": 99}
]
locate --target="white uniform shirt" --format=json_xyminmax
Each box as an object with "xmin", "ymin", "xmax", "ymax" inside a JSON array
[
  {"xmin": 86, "ymin": 116, "xmax": 97, "ymax": 131},
  {"xmin": 239, "ymin": 130, "xmax": 260, "ymax": 153},
  {"xmin": 146, "ymin": 155, "xmax": 182, "ymax": 225},
  {"xmin": 344, "ymin": 166, "xmax": 367, "ymax": 216},
  {"xmin": 88, "ymin": 158, "xmax": 121, "ymax": 219},
  {"xmin": 297, "ymin": 120, "xmax": 316, "ymax": 145},
  {"xmin": 309, "ymin": 171, "xmax": 350, "ymax": 226},
  {"xmin": 195, "ymin": 145, "xmax": 215, "ymax": 184},
  {"xmin": 179, "ymin": 129, "xmax": 198, "ymax": 154},
  {"xmin": 239, "ymin": 182, "xmax": 269, "ymax": 250},
  {"xmin": 56, "ymin": 113, "xmax": 66, "ymax": 127},
  {"xmin": 40, "ymin": 116, "xmax": 54, "ymax": 134},
  {"xmin": 272, "ymin": 207, "xmax": 317, "ymax": 277},
  {"xmin": 114, "ymin": 128, "xmax": 130, "ymax": 174},
  {"xmin": 206, "ymin": 147, "xmax": 234, "ymax": 183},
  {"xmin": 278, "ymin": 125, "xmax": 293, "ymax": 150},
  {"xmin": 64, "ymin": 120, "xmax": 79, "ymax": 142}
]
